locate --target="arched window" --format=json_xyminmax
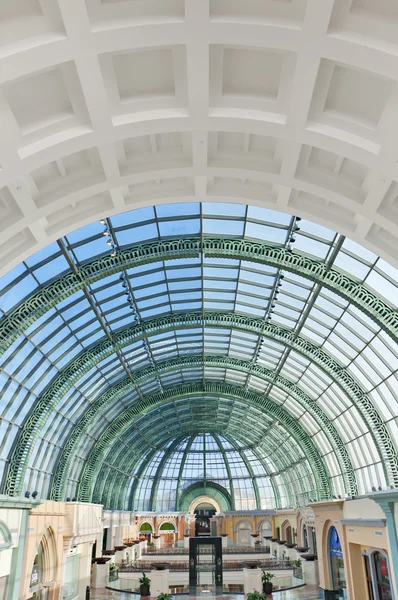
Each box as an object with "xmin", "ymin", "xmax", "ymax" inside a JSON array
[
  {"xmin": 236, "ymin": 521, "xmax": 252, "ymax": 546},
  {"xmin": 373, "ymin": 552, "xmax": 392, "ymax": 600},
  {"xmin": 328, "ymin": 526, "xmax": 346, "ymax": 594},
  {"xmin": 159, "ymin": 522, "xmax": 175, "ymax": 532},
  {"xmin": 30, "ymin": 542, "xmax": 47, "ymax": 600}
]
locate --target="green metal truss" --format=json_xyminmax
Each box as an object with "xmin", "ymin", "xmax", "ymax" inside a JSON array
[
  {"xmin": 50, "ymin": 355, "xmax": 356, "ymax": 502},
  {"xmin": 97, "ymin": 421, "xmax": 287, "ymax": 511},
  {"xmin": 1, "ymin": 237, "xmax": 398, "ymax": 357},
  {"xmin": 178, "ymin": 481, "xmax": 233, "ymax": 512},
  {"xmin": 76, "ymin": 381, "xmax": 330, "ymax": 503},
  {"xmin": 95, "ymin": 421, "xmax": 309, "ymax": 510},
  {"xmin": 6, "ymin": 308, "xmax": 393, "ymax": 499},
  {"xmin": 96, "ymin": 416, "xmax": 299, "ymax": 510}
]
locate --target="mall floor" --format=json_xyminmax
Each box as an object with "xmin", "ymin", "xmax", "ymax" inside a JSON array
[{"xmin": 91, "ymin": 586, "xmax": 322, "ymax": 599}]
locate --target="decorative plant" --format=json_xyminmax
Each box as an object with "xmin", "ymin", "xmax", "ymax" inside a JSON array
[
  {"xmin": 126, "ymin": 552, "xmax": 129, "ymax": 563},
  {"xmin": 148, "ymin": 541, "xmax": 155, "ymax": 547},
  {"xmin": 247, "ymin": 592, "xmax": 266, "ymax": 600},
  {"xmin": 261, "ymin": 571, "xmax": 274, "ymax": 583},
  {"xmin": 109, "ymin": 562, "xmax": 116, "ymax": 571},
  {"xmin": 139, "ymin": 573, "xmax": 151, "ymax": 585},
  {"xmin": 254, "ymin": 540, "xmax": 261, "ymax": 546},
  {"xmin": 156, "ymin": 594, "xmax": 172, "ymax": 600},
  {"xmin": 293, "ymin": 559, "xmax": 302, "ymax": 568}
]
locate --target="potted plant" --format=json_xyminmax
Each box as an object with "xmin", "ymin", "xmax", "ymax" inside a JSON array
[
  {"xmin": 139, "ymin": 572, "xmax": 151, "ymax": 597},
  {"xmin": 254, "ymin": 540, "xmax": 262, "ymax": 546},
  {"xmin": 293, "ymin": 559, "xmax": 301, "ymax": 568},
  {"xmin": 247, "ymin": 592, "xmax": 265, "ymax": 600},
  {"xmin": 156, "ymin": 594, "xmax": 172, "ymax": 600},
  {"xmin": 262, "ymin": 571, "xmax": 274, "ymax": 595}
]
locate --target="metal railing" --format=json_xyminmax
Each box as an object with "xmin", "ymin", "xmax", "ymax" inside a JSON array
[
  {"xmin": 118, "ymin": 558, "xmax": 291, "ymax": 573},
  {"xmin": 143, "ymin": 545, "xmax": 270, "ymax": 555}
]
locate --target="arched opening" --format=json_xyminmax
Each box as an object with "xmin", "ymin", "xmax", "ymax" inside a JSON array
[
  {"xmin": 194, "ymin": 503, "xmax": 217, "ymax": 537},
  {"xmin": 259, "ymin": 519, "xmax": 272, "ymax": 539},
  {"xmin": 29, "ymin": 528, "xmax": 57, "ymax": 600},
  {"xmin": 364, "ymin": 551, "xmax": 393, "ymax": 600},
  {"xmin": 328, "ymin": 526, "xmax": 346, "ymax": 596},
  {"xmin": 236, "ymin": 521, "xmax": 252, "ymax": 546},
  {"xmin": 159, "ymin": 522, "xmax": 176, "ymax": 548},
  {"xmin": 139, "ymin": 522, "xmax": 153, "ymax": 543},
  {"xmin": 281, "ymin": 519, "xmax": 293, "ymax": 545}
]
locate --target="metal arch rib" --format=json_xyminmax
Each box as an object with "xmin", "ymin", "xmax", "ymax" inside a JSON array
[
  {"xmin": 76, "ymin": 381, "xmax": 331, "ymax": 503},
  {"xmin": 50, "ymin": 355, "xmax": 355, "ymax": 502},
  {"xmin": 1, "ymin": 237, "xmax": 398, "ymax": 355},
  {"xmin": 8, "ymin": 313, "xmax": 393, "ymax": 498},
  {"xmin": 94, "ymin": 414, "xmax": 296, "ymax": 510},
  {"xmin": 91, "ymin": 419, "xmax": 317, "ymax": 510}
]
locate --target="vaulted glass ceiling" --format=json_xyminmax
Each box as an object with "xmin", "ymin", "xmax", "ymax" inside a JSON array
[{"xmin": 1, "ymin": 202, "xmax": 398, "ymax": 510}]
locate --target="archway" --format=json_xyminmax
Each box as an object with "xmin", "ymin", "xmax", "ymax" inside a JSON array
[
  {"xmin": 258, "ymin": 519, "xmax": 272, "ymax": 540},
  {"xmin": 29, "ymin": 527, "xmax": 57, "ymax": 600},
  {"xmin": 328, "ymin": 526, "xmax": 346, "ymax": 596},
  {"xmin": 235, "ymin": 520, "xmax": 253, "ymax": 546},
  {"xmin": 159, "ymin": 522, "xmax": 176, "ymax": 548},
  {"xmin": 281, "ymin": 519, "xmax": 293, "ymax": 545},
  {"xmin": 188, "ymin": 497, "xmax": 221, "ymax": 515},
  {"xmin": 139, "ymin": 521, "xmax": 153, "ymax": 542}
]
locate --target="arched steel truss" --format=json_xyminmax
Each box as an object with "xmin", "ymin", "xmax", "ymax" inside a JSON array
[
  {"xmin": 6, "ymin": 306, "xmax": 396, "ymax": 498},
  {"xmin": 50, "ymin": 355, "xmax": 356, "ymax": 501},
  {"xmin": 1, "ymin": 238, "xmax": 397, "ymax": 353},
  {"xmin": 2, "ymin": 238, "xmax": 398, "ymax": 499},
  {"xmin": 75, "ymin": 381, "xmax": 330, "ymax": 503},
  {"xmin": 178, "ymin": 481, "xmax": 233, "ymax": 512},
  {"xmin": 97, "ymin": 414, "xmax": 305, "ymax": 510},
  {"xmin": 86, "ymin": 396, "xmax": 319, "ymax": 510}
]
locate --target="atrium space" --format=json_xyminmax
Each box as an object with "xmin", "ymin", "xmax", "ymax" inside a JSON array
[{"xmin": 0, "ymin": 1, "xmax": 398, "ymax": 600}]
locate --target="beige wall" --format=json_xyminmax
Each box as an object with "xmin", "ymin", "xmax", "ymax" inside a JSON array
[
  {"xmin": 312, "ymin": 499, "xmax": 393, "ymax": 600},
  {"xmin": 19, "ymin": 501, "xmax": 102, "ymax": 600}
]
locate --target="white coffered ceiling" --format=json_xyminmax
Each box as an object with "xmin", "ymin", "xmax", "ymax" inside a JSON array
[{"xmin": 1, "ymin": 0, "xmax": 398, "ymax": 275}]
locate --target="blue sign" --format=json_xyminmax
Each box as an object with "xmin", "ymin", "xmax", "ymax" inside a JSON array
[{"xmin": 329, "ymin": 526, "xmax": 343, "ymax": 558}]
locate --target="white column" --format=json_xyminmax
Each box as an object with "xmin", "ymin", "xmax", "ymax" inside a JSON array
[
  {"xmin": 154, "ymin": 536, "xmax": 161, "ymax": 549},
  {"xmin": 184, "ymin": 535, "xmax": 190, "ymax": 548},
  {"xmin": 283, "ymin": 546, "xmax": 293, "ymax": 560},
  {"xmin": 114, "ymin": 512, "xmax": 123, "ymax": 546},
  {"xmin": 221, "ymin": 535, "xmax": 228, "ymax": 548},
  {"xmin": 114, "ymin": 548, "xmax": 127, "ymax": 563},
  {"xmin": 92, "ymin": 563, "xmax": 110, "ymax": 588},
  {"xmin": 78, "ymin": 543, "xmax": 93, "ymax": 599},
  {"xmin": 302, "ymin": 560, "xmax": 320, "ymax": 585},
  {"xmin": 150, "ymin": 570, "xmax": 170, "ymax": 595},
  {"xmin": 243, "ymin": 568, "xmax": 262, "ymax": 594},
  {"xmin": 250, "ymin": 535, "xmax": 257, "ymax": 548}
]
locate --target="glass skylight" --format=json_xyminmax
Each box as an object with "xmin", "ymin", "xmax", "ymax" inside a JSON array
[{"xmin": 1, "ymin": 202, "xmax": 398, "ymax": 508}]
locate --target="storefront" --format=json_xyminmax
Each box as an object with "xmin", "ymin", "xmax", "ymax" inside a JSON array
[
  {"xmin": 364, "ymin": 551, "xmax": 393, "ymax": 600},
  {"xmin": 329, "ymin": 526, "xmax": 347, "ymax": 600},
  {"xmin": 29, "ymin": 543, "xmax": 48, "ymax": 600}
]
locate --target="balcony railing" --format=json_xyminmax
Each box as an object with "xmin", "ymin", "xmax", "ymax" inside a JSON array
[
  {"xmin": 143, "ymin": 545, "xmax": 270, "ymax": 555},
  {"xmin": 118, "ymin": 558, "xmax": 291, "ymax": 573}
]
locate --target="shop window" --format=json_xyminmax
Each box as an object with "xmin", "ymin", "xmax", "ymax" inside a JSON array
[
  {"xmin": 373, "ymin": 552, "xmax": 392, "ymax": 600},
  {"xmin": 329, "ymin": 526, "xmax": 347, "ymax": 599}
]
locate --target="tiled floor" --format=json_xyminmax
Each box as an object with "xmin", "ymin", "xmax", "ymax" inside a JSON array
[{"xmin": 92, "ymin": 586, "xmax": 322, "ymax": 599}]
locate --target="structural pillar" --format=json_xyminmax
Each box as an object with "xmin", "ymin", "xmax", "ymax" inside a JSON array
[
  {"xmin": 243, "ymin": 568, "xmax": 262, "ymax": 594},
  {"xmin": 302, "ymin": 559, "xmax": 320, "ymax": 585},
  {"xmin": 92, "ymin": 561, "xmax": 110, "ymax": 588},
  {"xmin": 150, "ymin": 569, "xmax": 169, "ymax": 595},
  {"xmin": 78, "ymin": 543, "xmax": 93, "ymax": 599}
]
